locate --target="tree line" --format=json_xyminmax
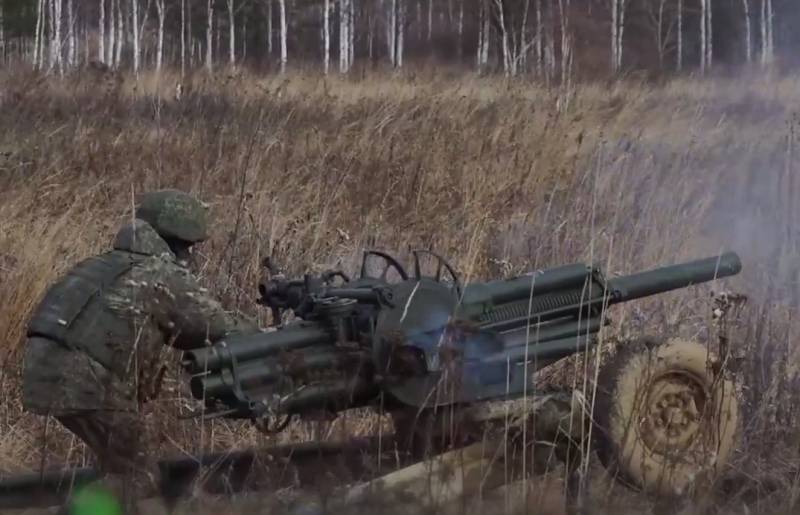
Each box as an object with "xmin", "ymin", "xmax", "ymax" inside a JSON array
[{"xmin": 0, "ymin": 0, "xmax": 795, "ymax": 80}]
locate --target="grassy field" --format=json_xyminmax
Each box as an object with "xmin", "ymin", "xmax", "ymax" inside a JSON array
[{"xmin": 1, "ymin": 65, "xmax": 800, "ymax": 513}]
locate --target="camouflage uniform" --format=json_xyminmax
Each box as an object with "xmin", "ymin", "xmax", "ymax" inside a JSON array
[{"xmin": 21, "ymin": 190, "xmax": 259, "ymax": 511}]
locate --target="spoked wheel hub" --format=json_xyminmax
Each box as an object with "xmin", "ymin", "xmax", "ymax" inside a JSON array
[
  {"xmin": 594, "ymin": 337, "xmax": 740, "ymax": 498},
  {"xmin": 641, "ymin": 372, "xmax": 707, "ymax": 455}
]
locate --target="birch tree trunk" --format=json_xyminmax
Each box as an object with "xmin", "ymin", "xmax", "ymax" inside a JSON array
[
  {"xmin": 559, "ymin": 0, "xmax": 571, "ymax": 87},
  {"xmin": 131, "ymin": 0, "xmax": 140, "ymax": 73},
  {"xmin": 759, "ymin": 0, "xmax": 774, "ymax": 66},
  {"xmin": 766, "ymin": 0, "xmax": 773, "ymax": 64},
  {"xmin": 98, "ymin": 0, "xmax": 105, "ymax": 62},
  {"xmin": 339, "ymin": 0, "xmax": 347, "ymax": 72},
  {"xmin": 477, "ymin": 1, "xmax": 489, "ymax": 72},
  {"xmin": 457, "ymin": 0, "xmax": 463, "ymax": 60},
  {"xmin": 54, "ymin": 0, "xmax": 63, "ymax": 75},
  {"xmin": 323, "ymin": 0, "xmax": 330, "ymax": 73},
  {"xmin": 396, "ymin": 0, "xmax": 404, "ymax": 67},
  {"xmin": 279, "ymin": 0, "xmax": 287, "ymax": 72},
  {"xmin": 34, "ymin": 0, "xmax": 44, "ymax": 69},
  {"xmin": 742, "ymin": 0, "xmax": 751, "ymax": 63},
  {"xmin": 706, "ymin": 0, "xmax": 713, "ymax": 70},
  {"xmin": 181, "ymin": 0, "xmax": 186, "ymax": 74},
  {"xmin": 0, "ymin": 4, "xmax": 4, "ymax": 63},
  {"xmin": 535, "ymin": 0, "xmax": 542, "ymax": 75},
  {"xmin": 188, "ymin": 0, "xmax": 193, "ymax": 65},
  {"xmin": 227, "ymin": 0, "xmax": 235, "ymax": 66},
  {"xmin": 215, "ymin": 12, "xmax": 221, "ymax": 59},
  {"xmin": 545, "ymin": 0, "xmax": 555, "ymax": 82},
  {"xmin": 114, "ymin": 0, "xmax": 123, "ymax": 68},
  {"xmin": 67, "ymin": 0, "xmax": 75, "ymax": 67},
  {"xmin": 700, "ymin": 0, "xmax": 707, "ymax": 73},
  {"xmin": 84, "ymin": 21, "xmax": 91, "ymax": 65},
  {"xmin": 611, "ymin": 0, "xmax": 618, "ymax": 73},
  {"xmin": 427, "ymin": 0, "xmax": 432, "ymax": 41},
  {"xmin": 476, "ymin": 2, "xmax": 482, "ymax": 70},
  {"xmin": 388, "ymin": 0, "xmax": 396, "ymax": 66},
  {"xmin": 106, "ymin": 0, "xmax": 114, "ymax": 64},
  {"xmin": 206, "ymin": 0, "xmax": 214, "ymax": 71},
  {"xmin": 617, "ymin": 0, "xmax": 627, "ymax": 72},
  {"xmin": 156, "ymin": 0, "xmax": 165, "ymax": 71},
  {"xmin": 48, "ymin": 0, "xmax": 55, "ymax": 71},
  {"xmin": 349, "ymin": 0, "xmax": 354, "ymax": 68},
  {"xmin": 676, "ymin": 0, "xmax": 682, "ymax": 70},
  {"xmin": 414, "ymin": 0, "xmax": 419, "ymax": 40},
  {"xmin": 519, "ymin": 0, "xmax": 530, "ymax": 73},
  {"xmin": 266, "ymin": 0, "xmax": 272, "ymax": 54},
  {"xmin": 492, "ymin": 1, "xmax": 511, "ymax": 76},
  {"xmin": 368, "ymin": 3, "xmax": 374, "ymax": 60},
  {"xmin": 653, "ymin": 0, "xmax": 666, "ymax": 69}
]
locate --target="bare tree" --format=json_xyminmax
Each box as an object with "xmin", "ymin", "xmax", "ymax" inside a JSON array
[
  {"xmin": 611, "ymin": 0, "xmax": 629, "ymax": 73},
  {"xmin": 477, "ymin": 0, "xmax": 489, "ymax": 72},
  {"xmin": 457, "ymin": 0, "xmax": 463, "ymax": 59},
  {"xmin": 181, "ymin": 0, "xmax": 186, "ymax": 74},
  {"xmin": 34, "ymin": 0, "xmax": 44, "ymax": 69},
  {"xmin": 107, "ymin": 0, "xmax": 115, "ymax": 64},
  {"xmin": 156, "ymin": 0, "xmax": 166, "ymax": 71},
  {"xmin": 132, "ymin": 0, "xmax": 141, "ymax": 73},
  {"xmin": 53, "ymin": 0, "xmax": 63, "ymax": 75},
  {"xmin": 760, "ymin": 0, "xmax": 773, "ymax": 65},
  {"xmin": 742, "ymin": 0, "xmax": 751, "ymax": 63},
  {"xmin": 397, "ymin": 0, "xmax": 404, "ymax": 67},
  {"xmin": 67, "ymin": 0, "xmax": 75, "ymax": 67},
  {"xmin": 387, "ymin": 0, "xmax": 404, "ymax": 68},
  {"xmin": 676, "ymin": 0, "xmax": 682, "ymax": 70},
  {"xmin": 114, "ymin": 0, "xmax": 123, "ymax": 68},
  {"xmin": 206, "ymin": 0, "xmax": 214, "ymax": 70},
  {"xmin": 367, "ymin": 1, "xmax": 375, "ymax": 59},
  {"xmin": 427, "ymin": 0, "xmax": 432, "ymax": 41},
  {"xmin": 266, "ymin": 0, "xmax": 272, "ymax": 54},
  {"xmin": 646, "ymin": 0, "xmax": 677, "ymax": 70},
  {"xmin": 98, "ymin": 0, "xmax": 105, "ymax": 62},
  {"xmin": 340, "ymin": 0, "xmax": 349, "ymax": 72},
  {"xmin": 0, "ymin": 3, "xmax": 4, "ymax": 63},
  {"xmin": 559, "ymin": 0, "xmax": 572, "ymax": 87},
  {"xmin": 323, "ymin": 0, "xmax": 330, "ymax": 73},
  {"xmin": 535, "ymin": 0, "xmax": 542, "ymax": 75},
  {"xmin": 349, "ymin": 0, "xmax": 355, "ymax": 67},
  {"xmin": 279, "ymin": 0, "xmax": 287, "ymax": 72},
  {"xmin": 227, "ymin": 0, "xmax": 235, "ymax": 65},
  {"xmin": 492, "ymin": 0, "xmax": 512, "ymax": 76},
  {"xmin": 387, "ymin": 0, "xmax": 396, "ymax": 66},
  {"xmin": 699, "ymin": 0, "xmax": 713, "ymax": 72},
  {"xmin": 706, "ymin": 0, "xmax": 713, "ymax": 69}
]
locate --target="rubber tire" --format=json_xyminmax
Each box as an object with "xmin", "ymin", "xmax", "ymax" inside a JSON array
[{"xmin": 594, "ymin": 336, "xmax": 739, "ymax": 498}]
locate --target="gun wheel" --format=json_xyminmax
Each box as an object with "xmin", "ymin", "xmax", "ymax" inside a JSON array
[{"xmin": 594, "ymin": 336, "xmax": 739, "ymax": 498}]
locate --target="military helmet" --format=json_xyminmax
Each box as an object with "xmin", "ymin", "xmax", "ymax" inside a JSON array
[{"xmin": 134, "ymin": 189, "xmax": 209, "ymax": 244}]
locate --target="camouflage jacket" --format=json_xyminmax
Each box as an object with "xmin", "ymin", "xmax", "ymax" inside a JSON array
[{"xmin": 22, "ymin": 220, "xmax": 259, "ymax": 416}]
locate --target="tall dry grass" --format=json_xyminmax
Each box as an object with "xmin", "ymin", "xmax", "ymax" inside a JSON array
[{"xmin": 1, "ymin": 65, "xmax": 800, "ymax": 513}]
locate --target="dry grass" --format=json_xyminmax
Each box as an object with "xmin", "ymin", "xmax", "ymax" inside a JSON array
[{"xmin": 1, "ymin": 64, "xmax": 800, "ymax": 513}]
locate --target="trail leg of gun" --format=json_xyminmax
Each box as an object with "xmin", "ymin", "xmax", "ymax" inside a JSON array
[{"xmin": 338, "ymin": 390, "xmax": 591, "ymax": 513}]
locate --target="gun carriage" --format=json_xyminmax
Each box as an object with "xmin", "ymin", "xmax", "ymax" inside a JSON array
[{"xmin": 183, "ymin": 249, "xmax": 743, "ymax": 498}]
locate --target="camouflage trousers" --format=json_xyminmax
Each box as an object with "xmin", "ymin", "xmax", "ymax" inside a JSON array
[{"xmin": 56, "ymin": 410, "xmax": 157, "ymax": 514}]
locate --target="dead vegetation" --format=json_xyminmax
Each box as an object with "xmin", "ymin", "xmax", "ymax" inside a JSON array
[{"xmin": 1, "ymin": 65, "xmax": 800, "ymax": 514}]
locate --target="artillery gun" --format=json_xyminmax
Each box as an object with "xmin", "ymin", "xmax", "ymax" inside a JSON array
[{"xmin": 183, "ymin": 249, "xmax": 743, "ymax": 499}]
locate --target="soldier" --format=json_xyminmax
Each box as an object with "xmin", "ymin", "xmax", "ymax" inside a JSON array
[{"xmin": 21, "ymin": 189, "xmax": 260, "ymax": 512}]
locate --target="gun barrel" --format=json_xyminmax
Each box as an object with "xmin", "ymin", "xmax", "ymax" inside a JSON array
[
  {"xmin": 183, "ymin": 324, "xmax": 333, "ymax": 375},
  {"xmin": 607, "ymin": 252, "xmax": 742, "ymax": 303},
  {"xmin": 191, "ymin": 348, "xmax": 367, "ymax": 400}
]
